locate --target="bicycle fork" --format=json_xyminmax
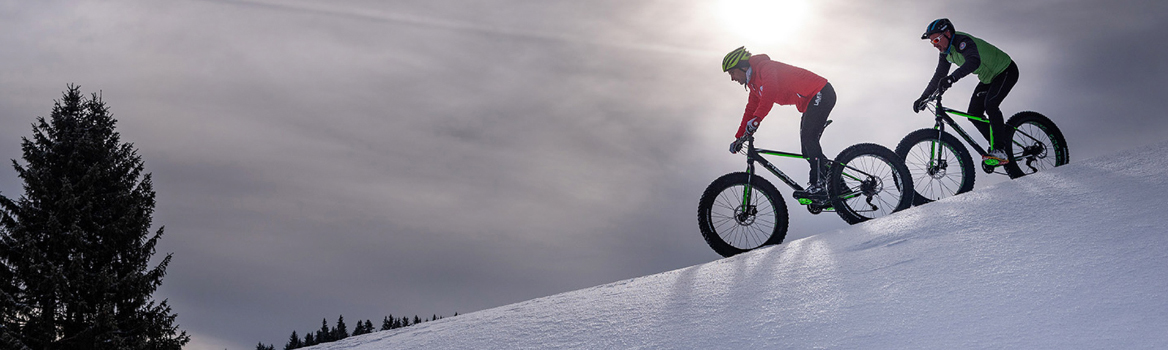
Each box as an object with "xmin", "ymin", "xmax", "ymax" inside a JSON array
[{"xmin": 737, "ymin": 160, "xmax": 759, "ymax": 223}]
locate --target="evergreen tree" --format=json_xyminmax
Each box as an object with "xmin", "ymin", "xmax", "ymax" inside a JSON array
[
  {"xmin": 303, "ymin": 332, "xmax": 316, "ymax": 347},
  {"xmin": 332, "ymin": 315, "xmax": 349, "ymax": 340},
  {"xmin": 414, "ymin": 315, "xmax": 422, "ymax": 325},
  {"xmin": 256, "ymin": 342, "xmax": 275, "ymax": 350},
  {"xmin": 364, "ymin": 320, "xmax": 375, "ymax": 333},
  {"xmin": 351, "ymin": 321, "xmax": 366, "ymax": 336},
  {"xmin": 0, "ymin": 85, "xmax": 189, "ymax": 349},
  {"xmin": 316, "ymin": 318, "xmax": 331, "ymax": 343},
  {"xmin": 284, "ymin": 330, "xmax": 302, "ymax": 350},
  {"xmin": 382, "ymin": 316, "xmax": 392, "ymax": 331}
]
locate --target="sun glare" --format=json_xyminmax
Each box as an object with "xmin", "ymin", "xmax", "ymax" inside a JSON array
[{"xmin": 719, "ymin": 0, "xmax": 812, "ymax": 46}]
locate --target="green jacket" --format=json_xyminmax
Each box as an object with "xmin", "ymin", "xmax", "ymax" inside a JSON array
[
  {"xmin": 920, "ymin": 31, "xmax": 1014, "ymax": 99},
  {"xmin": 945, "ymin": 31, "xmax": 1012, "ymax": 84}
]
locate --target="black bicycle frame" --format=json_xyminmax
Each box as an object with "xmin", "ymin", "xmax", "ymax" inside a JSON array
[
  {"xmin": 737, "ymin": 137, "xmax": 865, "ymax": 208},
  {"xmin": 746, "ymin": 142, "xmax": 806, "ymax": 190},
  {"xmin": 930, "ymin": 95, "xmax": 994, "ymax": 158}
]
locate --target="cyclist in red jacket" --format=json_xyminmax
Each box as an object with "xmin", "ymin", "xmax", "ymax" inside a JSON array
[{"xmin": 723, "ymin": 46, "xmax": 836, "ymax": 198}]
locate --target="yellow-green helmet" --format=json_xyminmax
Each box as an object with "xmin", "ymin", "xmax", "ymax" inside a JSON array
[{"xmin": 722, "ymin": 46, "xmax": 751, "ymax": 72}]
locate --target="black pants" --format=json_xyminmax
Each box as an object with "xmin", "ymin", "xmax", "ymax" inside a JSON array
[
  {"xmin": 968, "ymin": 61, "xmax": 1019, "ymax": 152},
  {"xmin": 801, "ymin": 82, "xmax": 836, "ymax": 182}
]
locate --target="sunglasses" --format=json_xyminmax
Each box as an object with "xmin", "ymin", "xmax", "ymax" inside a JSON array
[{"xmin": 930, "ymin": 34, "xmax": 947, "ymax": 44}]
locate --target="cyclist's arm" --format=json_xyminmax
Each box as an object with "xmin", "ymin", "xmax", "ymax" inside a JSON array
[
  {"xmin": 733, "ymin": 87, "xmax": 770, "ymax": 138},
  {"xmin": 948, "ymin": 36, "xmax": 981, "ymax": 82},
  {"xmin": 920, "ymin": 54, "xmax": 950, "ymax": 99},
  {"xmin": 736, "ymin": 90, "xmax": 765, "ymax": 138}
]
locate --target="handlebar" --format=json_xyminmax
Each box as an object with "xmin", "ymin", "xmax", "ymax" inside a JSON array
[{"xmin": 925, "ymin": 86, "xmax": 947, "ymax": 104}]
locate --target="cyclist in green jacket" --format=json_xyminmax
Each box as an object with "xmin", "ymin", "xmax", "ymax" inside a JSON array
[{"xmin": 914, "ymin": 18, "xmax": 1019, "ymax": 166}]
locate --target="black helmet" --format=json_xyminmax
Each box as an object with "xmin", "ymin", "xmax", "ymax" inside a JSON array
[{"xmin": 921, "ymin": 18, "xmax": 954, "ymax": 39}]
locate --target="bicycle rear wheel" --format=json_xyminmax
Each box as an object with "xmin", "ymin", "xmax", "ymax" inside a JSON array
[
  {"xmin": 895, "ymin": 128, "xmax": 975, "ymax": 205},
  {"xmin": 1004, "ymin": 111, "xmax": 1069, "ymax": 178},
  {"xmin": 829, "ymin": 143, "xmax": 915, "ymax": 224},
  {"xmin": 697, "ymin": 172, "xmax": 788, "ymax": 257}
]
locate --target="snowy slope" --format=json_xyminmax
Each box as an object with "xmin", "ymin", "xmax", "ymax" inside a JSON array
[{"xmin": 308, "ymin": 141, "xmax": 1168, "ymax": 349}]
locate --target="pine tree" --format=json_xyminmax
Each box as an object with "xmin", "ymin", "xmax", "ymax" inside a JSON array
[
  {"xmin": 332, "ymin": 315, "xmax": 349, "ymax": 340},
  {"xmin": 351, "ymin": 321, "xmax": 366, "ymax": 336},
  {"xmin": 256, "ymin": 342, "xmax": 275, "ymax": 350},
  {"xmin": 0, "ymin": 85, "xmax": 189, "ymax": 349},
  {"xmin": 414, "ymin": 315, "xmax": 422, "ymax": 325},
  {"xmin": 381, "ymin": 316, "xmax": 392, "ymax": 331},
  {"xmin": 316, "ymin": 318, "xmax": 331, "ymax": 343},
  {"xmin": 303, "ymin": 332, "xmax": 316, "ymax": 347},
  {"xmin": 364, "ymin": 320, "xmax": 375, "ymax": 333},
  {"xmin": 284, "ymin": 330, "xmax": 302, "ymax": 350}
]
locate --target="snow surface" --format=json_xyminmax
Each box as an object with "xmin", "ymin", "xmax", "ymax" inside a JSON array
[{"xmin": 307, "ymin": 141, "xmax": 1168, "ymax": 349}]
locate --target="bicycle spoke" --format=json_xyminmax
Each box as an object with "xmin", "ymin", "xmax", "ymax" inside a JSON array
[
  {"xmin": 708, "ymin": 184, "xmax": 777, "ymax": 250},
  {"xmin": 904, "ymin": 138, "xmax": 966, "ymax": 201},
  {"xmin": 1012, "ymin": 122, "xmax": 1057, "ymax": 174}
]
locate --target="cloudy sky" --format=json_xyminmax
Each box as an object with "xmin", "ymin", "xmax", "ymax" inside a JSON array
[{"xmin": 1, "ymin": 0, "xmax": 1165, "ymax": 348}]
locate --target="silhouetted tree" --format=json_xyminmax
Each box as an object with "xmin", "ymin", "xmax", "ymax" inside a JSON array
[
  {"xmin": 303, "ymin": 332, "xmax": 316, "ymax": 347},
  {"xmin": 0, "ymin": 85, "xmax": 188, "ymax": 349},
  {"xmin": 316, "ymin": 318, "xmax": 331, "ymax": 343},
  {"xmin": 381, "ymin": 316, "xmax": 392, "ymax": 331},
  {"xmin": 332, "ymin": 315, "xmax": 349, "ymax": 340},
  {"xmin": 256, "ymin": 342, "xmax": 275, "ymax": 350},
  {"xmin": 284, "ymin": 330, "xmax": 302, "ymax": 350}
]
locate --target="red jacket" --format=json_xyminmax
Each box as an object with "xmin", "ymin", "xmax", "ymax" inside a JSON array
[{"xmin": 736, "ymin": 54, "xmax": 829, "ymax": 138}]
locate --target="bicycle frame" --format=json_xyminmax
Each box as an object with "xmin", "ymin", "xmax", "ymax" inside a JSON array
[
  {"xmin": 927, "ymin": 94, "xmax": 994, "ymax": 158},
  {"xmin": 737, "ymin": 136, "xmax": 866, "ymax": 208}
]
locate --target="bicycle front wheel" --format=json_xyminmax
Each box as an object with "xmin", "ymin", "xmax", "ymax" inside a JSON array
[
  {"xmin": 895, "ymin": 128, "xmax": 975, "ymax": 205},
  {"xmin": 1004, "ymin": 111, "xmax": 1069, "ymax": 178},
  {"xmin": 697, "ymin": 172, "xmax": 788, "ymax": 258},
  {"xmin": 829, "ymin": 143, "xmax": 915, "ymax": 224}
]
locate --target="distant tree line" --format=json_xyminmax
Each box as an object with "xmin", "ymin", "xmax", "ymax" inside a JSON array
[{"xmin": 256, "ymin": 313, "xmax": 458, "ymax": 350}]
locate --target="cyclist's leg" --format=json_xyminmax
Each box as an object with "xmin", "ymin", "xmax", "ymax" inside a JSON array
[
  {"xmin": 967, "ymin": 84, "xmax": 991, "ymax": 146},
  {"xmin": 800, "ymin": 83, "xmax": 835, "ymax": 182},
  {"xmin": 969, "ymin": 62, "xmax": 1019, "ymax": 152},
  {"xmin": 983, "ymin": 62, "xmax": 1019, "ymax": 151}
]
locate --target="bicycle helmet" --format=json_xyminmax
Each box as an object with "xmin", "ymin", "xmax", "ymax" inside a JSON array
[
  {"xmin": 921, "ymin": 18, "xmax": 954, "ymax": 39},
  {"xmin": 722, "ymin": 46, "xmax": 751, "ymax": 72}
]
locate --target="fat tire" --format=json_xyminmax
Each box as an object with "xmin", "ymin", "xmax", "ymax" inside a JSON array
[
  {"xmin": 697, "ymin": 172, "xmax": 788, "ymax": 257},
  {"xmin": 1004, "ymin": 111, "xmax": 1069, "ymax": 178},
  {"xmin": 895, "ymin": 128, "xmax": 976, "ymax": 205},
  {"xmin": 829, "ymin": 143, "xmax": 915, "ymax": 224}
]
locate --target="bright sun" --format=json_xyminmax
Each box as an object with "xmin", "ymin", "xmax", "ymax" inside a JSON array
[{"xmin": 719, "ymin": 0, "xmax": 812, "ymax": 46}]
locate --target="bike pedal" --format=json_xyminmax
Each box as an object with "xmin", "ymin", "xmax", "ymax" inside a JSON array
[{"xmin": 797, "ymin": 198, "xmax": 813, "ymax": 205}]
